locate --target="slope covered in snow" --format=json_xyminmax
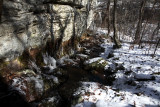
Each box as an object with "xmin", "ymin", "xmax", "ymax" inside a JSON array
[{"xmin": 73, "ymin": 41, "xmax": 160, "ymax": 107}]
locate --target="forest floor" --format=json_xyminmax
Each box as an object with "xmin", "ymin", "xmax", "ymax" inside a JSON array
[{"xmin": 73, "ymin": 34, "xmax": 160, "ymax": 107}]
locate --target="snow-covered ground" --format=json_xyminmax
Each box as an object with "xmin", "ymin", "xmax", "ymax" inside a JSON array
[
  {"xmin": 97, "ymin": 28, "xmax": 134, "ymax": 42},
  {"xmin": 73, "ymin": 40, "xmax": 160, "ymax": 107}
]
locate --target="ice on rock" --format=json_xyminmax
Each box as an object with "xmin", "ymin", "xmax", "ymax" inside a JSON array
[
  {"xmin": 57, "ymin": 55, "xmax": 77, "ymax": 65},
  {"xmin": 43, "ymin": 53, "xmax": 57, "ymax": 72}
]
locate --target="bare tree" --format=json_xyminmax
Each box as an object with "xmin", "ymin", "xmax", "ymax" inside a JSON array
[
  {"xmin": 107, "ymin": 0, "xmax": 111, "ymax": 37},
  {"xmin": 0, "ymin": 0, "xmax": 3, "ymax": 22},
  {"xmin": 113, "ymin": 0, "xmax": 121, "ymax": 48},
  {"xmin": 134, "ymin": 0, "xmax": 146, "ymax": 44},
  {"xmin": 151, "ymin": 23, "xmax": 160, "ymax": 41},
  {"xmin": 139, "ymin": 0, "xmax": 158, "ymax": 48}
]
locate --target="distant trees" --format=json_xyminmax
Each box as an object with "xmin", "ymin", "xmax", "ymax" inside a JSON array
[{"xmin": 95, "ymin": 0, "xmax": 160, "ymax": 50}]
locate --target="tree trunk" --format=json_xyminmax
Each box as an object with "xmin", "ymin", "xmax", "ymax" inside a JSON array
[
  {"xmin": 107, "ymin": 0, "xmax": 110, "ymax": 37},
  {"xmin": 113, "ymin": 0, "xmax": 121, "ymax": 49},
  {"xmin": 139, "ymin": 0, "xmax": 157, "ymax": 48},
  {"xmin": 134, "ymin": 0, "xmax": 146, "ymax": 44},
  {"xmin": 0, "ymin": 0, "xmax": 3, "ymax": 22},
  {"xmin": 151, "ymin": 23, "xmax": 160, "ymax": 40},
  {"xmin": 153, "ymin": 38, "xmax": 160, "ymax": 56}
]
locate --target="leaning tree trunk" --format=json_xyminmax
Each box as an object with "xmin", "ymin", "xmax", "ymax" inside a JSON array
[
  {"xmin": 153, "ymin": 38, "xmax": 160, "ymax": 57},
  {"xmin": 0, "ymin": 0, "xmax": 3, "ymax": 22},
  {"xmin": 113, "ymin": 0, "xmax": 121, "ymax": 49},
  {"xmin": 107, "ymin": 0, "xmax": 111, "ymax": 37},
  {"xmin": 134, "ymin": 0, "xmax": 146, "ymax": 44}
]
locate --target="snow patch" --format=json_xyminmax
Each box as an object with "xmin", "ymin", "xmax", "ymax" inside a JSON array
[
  {"xmin": 84, "ymin": 57, "xmax": 102, "ymax": 64},
  {"xmin": 43, "ymin": 53, "xmax": 57, "ymax": 72}
]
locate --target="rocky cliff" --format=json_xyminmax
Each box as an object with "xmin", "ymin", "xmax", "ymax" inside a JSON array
[
  {"xmin": 0, "ymin": 0, "xmax": 97, "ymax": 106},
  {"xmin": 0, "ymin": 0, "xmax": 97, "ymax": 60}
]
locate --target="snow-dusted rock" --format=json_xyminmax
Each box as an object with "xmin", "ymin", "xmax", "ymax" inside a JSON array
[
  {"xmin": 38, "ymin": 93, "xmax": 61, "ymax": 107},
  {"xmin": 84, "ymin": 57, "xmax": 108, "ymax": 72},
  {"xmin": 0, "ymin": 69, "xmax": 67, "ymax": 102}
]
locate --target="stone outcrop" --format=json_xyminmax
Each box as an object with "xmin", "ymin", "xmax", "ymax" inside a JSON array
[
  {"xmin": 0, "ymin": 0, "xmax": 97, "ymax": 60},
  {"xmin": 0, "ymin": 0, "xmax": 98, "ymax": 105}
]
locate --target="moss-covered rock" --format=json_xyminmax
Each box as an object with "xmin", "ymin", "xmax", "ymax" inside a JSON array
[{"xmin": 84, "ymin": 57, "xmax": 108, "ymax": 73}]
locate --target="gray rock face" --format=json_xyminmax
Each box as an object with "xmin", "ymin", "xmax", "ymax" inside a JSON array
[{"xmin": 0, "ymin": 0, "xmax": 97, "ymax": 60}]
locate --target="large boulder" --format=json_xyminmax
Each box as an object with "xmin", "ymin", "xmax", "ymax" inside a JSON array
[{"xmin": 0, "ymin": 69, "xmax": 67, "ymax": 102}]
